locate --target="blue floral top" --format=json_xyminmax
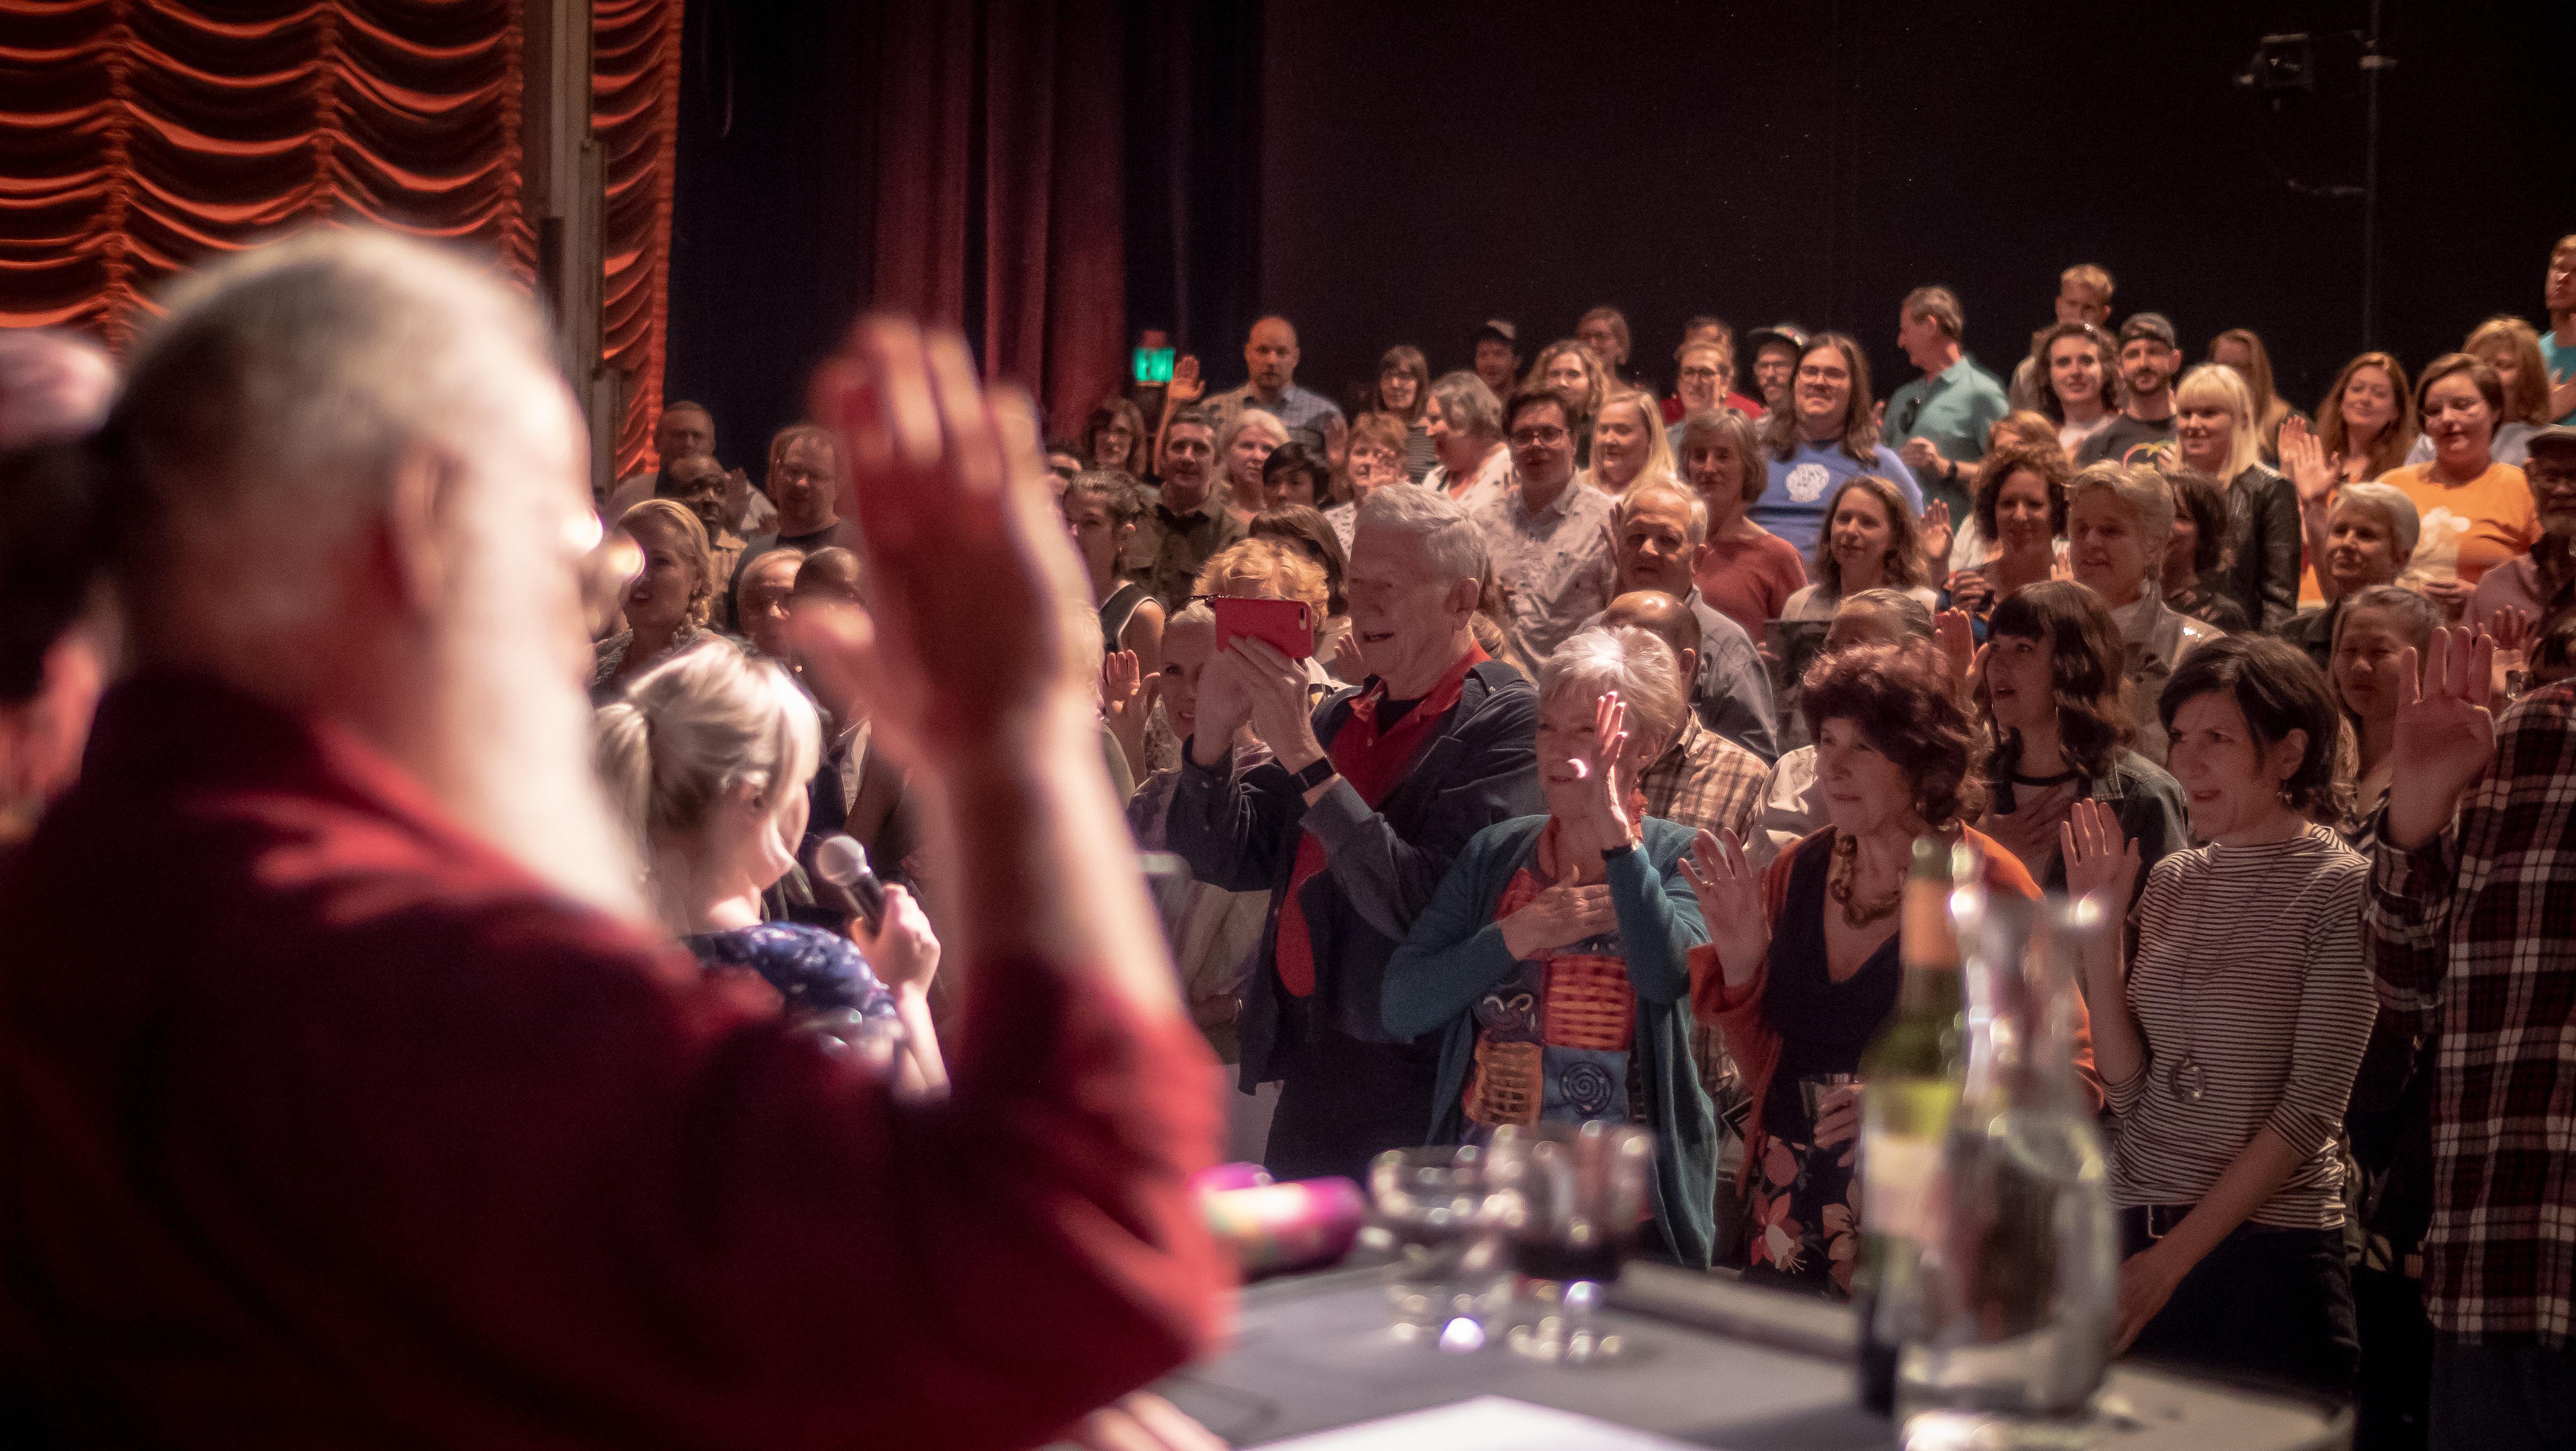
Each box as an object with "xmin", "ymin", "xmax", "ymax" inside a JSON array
[{"xmin": 681, "ymin": 922, "xmax": 903, "ymax": 1043}]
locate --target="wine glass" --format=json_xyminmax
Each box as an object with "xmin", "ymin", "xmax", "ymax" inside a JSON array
[
  {"xmin": 1485, "ymin": 1121, "xmax": 1654, "ymax": 1364},
  {"xmin": 1368, "ymin": 1146, "xmax": 1505, "ymax": 1346}
]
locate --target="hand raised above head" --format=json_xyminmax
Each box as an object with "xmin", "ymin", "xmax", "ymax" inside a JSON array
[
  {"xmin": 796, "ymin": 318, "xmax": 1092, "ymax": 771},
  {"xmin": 2386, "ymin": 626, "xmax": 2497, "ymax": 849}
]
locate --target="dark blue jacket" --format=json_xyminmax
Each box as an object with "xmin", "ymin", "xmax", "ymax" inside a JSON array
[{"xmin": 1166, "ymin": 659, "xmax": 1541, "ymax": 1089}]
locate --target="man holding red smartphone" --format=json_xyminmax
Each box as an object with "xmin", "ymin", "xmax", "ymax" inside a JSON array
[{"xmin": 1167, "ymin": 486, "xmax": 1542, "ymax": 1182}]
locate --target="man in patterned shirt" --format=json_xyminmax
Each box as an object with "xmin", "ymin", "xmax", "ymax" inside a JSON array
[
  {"xmin": 1471, "ymin": 384, "xmax": 1618, "ymax": 664},
  {"xmin": 2369, "ymin": 620, "xmax": 2576, "ymax": 1449}
]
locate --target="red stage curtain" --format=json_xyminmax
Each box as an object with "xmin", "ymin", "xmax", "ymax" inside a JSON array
[
  {"xmin": 870, "ymin": 0, "xmax": 1128, "ymax": 441},
  {"xmin": 0, "ymin": 0, "xmax": 682, "ymax": 477}
]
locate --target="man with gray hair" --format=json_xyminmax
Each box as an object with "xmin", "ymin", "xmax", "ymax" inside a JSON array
[
  {"xmin": 1421, "ymin": 369, "xmax": 1511, "ymax": 508},
  {"xmin": 1592, "ymin": 476, "xmax": 1778, "ymax": 761},
  {"xmin": 0, "ymin": 233, "xmax": 1228, "ymax": 1443},
  {"xmin": 1169, "ymin": 482, "xmax": 1541, "ymax": 1181}
]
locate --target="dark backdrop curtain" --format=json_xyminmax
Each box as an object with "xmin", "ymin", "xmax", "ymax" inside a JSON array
[
  {"xmin": 664, "ymin": 0, "xmax": 1264, "ymax": 459},
  {"xmin": 0, "ymin": 0, "xmax": 683, "ymax": 477}
]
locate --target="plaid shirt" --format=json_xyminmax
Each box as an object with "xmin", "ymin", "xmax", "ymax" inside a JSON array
[
  {"xmin": 2365, "ymin": 682, "xmax": 2576, "ymax": 1346},
  {"xmin": 1639, "ymin": 716, "xmax": 1767, "ymax": 844}
]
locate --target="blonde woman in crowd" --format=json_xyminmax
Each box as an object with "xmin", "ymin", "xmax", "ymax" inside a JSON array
[
  {"xmin": 1582, "ymin": 389, "xmax": 1679, "ymax": 497},
  {"xmin": 594, "ymin": 640, "xmax": 946, "ymax": 1095},
  {"xmin": 593, "ymin": 498, "xmax": 719, "ymax": 703}
]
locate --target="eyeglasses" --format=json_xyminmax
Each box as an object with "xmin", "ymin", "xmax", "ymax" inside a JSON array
[
  {"xmin": 1509, "ymin": 426, "xmax": 1569, "ymax": 447},
  {"xmin": 1351, "ymin": 447, "xmax": 1402, "ymax": 469}
]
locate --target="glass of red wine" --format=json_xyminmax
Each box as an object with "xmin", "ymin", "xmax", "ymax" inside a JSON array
[{"xmin": 1486, "ymin": 1121, "xmax": 1654, "ymax": 1364}]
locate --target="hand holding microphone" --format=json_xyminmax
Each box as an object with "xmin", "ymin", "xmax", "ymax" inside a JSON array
[{"xmin": 816, "ymin": 833, "xmax": 940, "ymax": 992}]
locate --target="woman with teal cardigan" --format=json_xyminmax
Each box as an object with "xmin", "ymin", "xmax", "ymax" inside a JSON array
[{"xmin": 1383, "ymin": 626, "xmax": 1719, "ymax": 1268}]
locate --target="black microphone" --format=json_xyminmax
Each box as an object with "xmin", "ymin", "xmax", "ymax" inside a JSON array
[{"xmin": 812, "ymin": 833, "xmax": 888, "ymax": 934}]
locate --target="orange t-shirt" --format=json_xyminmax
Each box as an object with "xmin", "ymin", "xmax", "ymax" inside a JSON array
[{"xmin": 2385, "ymin": 461, "xmax": 2537, "ymax": 586}]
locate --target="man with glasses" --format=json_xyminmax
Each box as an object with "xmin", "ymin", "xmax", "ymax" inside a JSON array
[
  {"xmin": 1470, "ymin": 384, "xmax": 1618, "ymax": 663},
  {"xmin": 2468, "ymin": 427, "xmax": 2576, "ymax": 630}
]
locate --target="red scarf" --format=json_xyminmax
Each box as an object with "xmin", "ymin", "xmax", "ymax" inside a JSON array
[{"xmin": 1271, "ymin": 646, "xmax": 1486, "ymax": 996}]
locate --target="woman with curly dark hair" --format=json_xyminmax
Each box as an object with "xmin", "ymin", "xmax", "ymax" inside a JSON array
[
  {"xmin": 2159, "ymin": 467, "xmax": 2251, "ymax": 634},
  {"xmin": 1681, "ymin": 641, "xmax": 2098, "ymax": 1297},
  {"xmin": 1971, "ymin": 581, "xmax": 2188, "ymax": 896},
  {"xmin": 1945, "ymin": 443, "xmax": 2069, "ymax": 616},
  {"xmin": 2060, "ymin": 634, "xmax": 2372, "ymax": 1400}
]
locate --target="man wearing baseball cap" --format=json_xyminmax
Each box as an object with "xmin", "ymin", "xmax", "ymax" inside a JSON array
[
  {"xmin": 2077, "ymin": 312, "xmax": 2183, "ymax": 466},
  {"xmin": 1471, "ymin": 318, "xmax": 1522, "ymax": 403},
  {"xmin": 1741, "ymin": 322, "xmax": 1811, "ymax": 420},
  {"xmin": 2467, "ymin": 425, "xmax": 2576, "ymax": 629}
]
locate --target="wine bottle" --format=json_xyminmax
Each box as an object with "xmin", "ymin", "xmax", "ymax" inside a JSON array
[{"xmin": 1852, "ymin": 836, "xmax": 1971, "ymax": 1415}]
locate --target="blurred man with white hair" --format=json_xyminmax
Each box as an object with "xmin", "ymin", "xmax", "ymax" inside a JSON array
[
  {"xmin": 0, "ymin": 328, "xmax": 119, "ymax": 839},
  {"xmin": 0, "ymin": 233, "xmax": 1225, "ymax": 1445},
  {"xmin": 1169, "ymin": 482, "xmax": 1542, "ymax": 1181}
]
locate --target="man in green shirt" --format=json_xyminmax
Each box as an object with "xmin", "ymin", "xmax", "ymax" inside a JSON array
[
  {"xmin": 1120, "ymin": 406, "xmax": 1245, "ymax": 612},
  {"xmin": 1886, "ymin": 285, "xmax": 2010, "ymax": 532}
]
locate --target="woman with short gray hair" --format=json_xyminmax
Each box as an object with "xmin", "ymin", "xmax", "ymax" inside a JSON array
[
  {"xmin": 1423, "ymin": 370, "xmax": 1510, "ymax": 505},
  {"xmin": 2276, "ymin": 481, "xmax": 2418, "ymax": 671},
  {"xmin": 2067, "ymin": 464, "xmax": 2216, "ymax": 763},
  {"xmin": 1383, "ymin": 624, "xmax": 1719, "ymax": 1267}
]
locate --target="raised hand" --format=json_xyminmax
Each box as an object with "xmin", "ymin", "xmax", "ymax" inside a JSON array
[
  {"xmin": 1102, "ymin": 649, "xmax": 1142, "ymax": 712},
  {"xmin": 798, "ymin": 318, "xmax": 1089, "ymax": 771},
  {"xmin": 1680, "ymin": 828, "xmax": 1769, "ymax": 987},
  {"xmin": 2386, "ymin": 626, "xmax": 2497, "ymax": 849},
  {"xmin": 1947, "ymin": 566, "xmax": 1995, "ymax": 617},
  {"xmin": 2277, "ymin": 415, "xmax": 2337, "ymax": 511},
  {"xmin": 1165, "ymin": 355, "xmax": 1204, "ymax": 404},
  {"xmin": 1500, "ymin": 882, "xmax": 1620, "ymax": 959},
  {"xmin": 2483, "ymin": 604, "xmax": 2535, "ymax": 658},
  {"xmin": 2058, "ymin": 798, "xmax": 2141, "ymax": 908},
  {"xmin": 1582, "ymin": 689, "xmax": 1638, "ymax": 851},
  {"xmin": 1918, "ymin": 498, "xmax": 1955, "ymax": 573}
]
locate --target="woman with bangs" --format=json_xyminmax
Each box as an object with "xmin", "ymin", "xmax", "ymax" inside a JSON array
[
  {"xmin": 1944, "ymin": 443, "xmax": 2069, "ymax": 618},
  {"xmin": 1679, "ymin": 407, "xmax": 1808, "ymax": 637},
  {"xmin": 1374, "ymin": 344, "xmax": 1435, "ymax": 481},
  {"xmin": 1970, "ymin": 580, "xmax": 2187, "ymax": 896},
  {"xmin": 2170, "ymin": 364, "xmax": 2299, "ymax": 631}
]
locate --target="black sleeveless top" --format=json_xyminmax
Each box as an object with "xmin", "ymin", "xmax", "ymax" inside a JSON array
[
  {"xmin": 1099, "ymin": 581, "xmax": 1150, "ymax": 656},
  {"xmin": 1757, "ymin": 835, "xmax": 1905, "ymax": 1146}
]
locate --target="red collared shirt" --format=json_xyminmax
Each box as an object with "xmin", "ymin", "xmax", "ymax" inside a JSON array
[{"xmin": 0, "ymin": 671, "xmax": 1228, "ymax": 1445}]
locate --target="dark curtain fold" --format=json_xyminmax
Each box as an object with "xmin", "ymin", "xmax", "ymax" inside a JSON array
[{"xmin": 0, "ymin": 0, "xmax": 682, "ymax": 476}]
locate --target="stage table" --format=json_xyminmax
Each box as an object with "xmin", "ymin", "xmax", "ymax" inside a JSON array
[{"xmin": 1151, "ymin": 1261, "xmax": 2346, "ymax": 1449}]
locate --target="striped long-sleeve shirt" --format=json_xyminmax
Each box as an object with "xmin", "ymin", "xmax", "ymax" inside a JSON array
[
  {"xmin": 2367, "ymin": 682, "xmax": 2576, "ymax": 1346},
  {"xmin": 2107, "ymin": 826, "xmax": 2376, "ymax": 1230}
]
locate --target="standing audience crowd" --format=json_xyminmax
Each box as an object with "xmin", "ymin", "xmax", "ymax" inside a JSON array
[{"xmin": 4, "ymin": 233, "xmax": 2576, "ymax": 1450}]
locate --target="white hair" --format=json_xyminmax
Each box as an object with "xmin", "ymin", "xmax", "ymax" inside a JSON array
[
  {"xmin": 1356, "ymin": 481, "xmax": 1486, "ymax": 585},
  {"xmin": 109, "ymin": 228, "xmax": 576, "ymax": 637},
  {"xmin": 594, "ymin": 639, "xmax": 821, "ymax": 870},
  {"xmin": 1217, "ymin": 408, "xmax": 1289, "ymax": 454},
  {"xmin": 1614, "ymin": 476, "xmax": 1708, "ymax": 546},
  {"xmin": 1537, "ymin": 625, "xmax": 1688, "ymax": 760},
  {"xmin": 2068, "ymin": 462, "xmax": 2174, "ymax": 545},
  {"xmin": 2333, "ymin": 481, "xmax": 2421, "ymax": 557}
]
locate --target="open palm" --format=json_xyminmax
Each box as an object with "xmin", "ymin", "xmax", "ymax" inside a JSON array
[{"xmin": 2387, "ymin": 627, "xmax": 2496, "ymax": 848}]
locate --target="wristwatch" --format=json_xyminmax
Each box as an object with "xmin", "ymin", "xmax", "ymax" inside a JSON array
[{"xmin": 1292, "ymin": 756, "xmax": 1338, "ymax": 793}]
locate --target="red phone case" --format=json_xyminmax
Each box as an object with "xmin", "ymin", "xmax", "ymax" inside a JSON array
[{"xmin": 1212, "ymin": 597, "xmax": 1315, "ymax": 661}]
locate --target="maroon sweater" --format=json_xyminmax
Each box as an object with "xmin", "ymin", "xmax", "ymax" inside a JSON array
[{"xmin": 0, "ymin": 671, "xmax": 1228, "ymax": 1448}]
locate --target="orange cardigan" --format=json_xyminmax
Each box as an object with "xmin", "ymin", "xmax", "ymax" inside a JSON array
[{"xmin": 1689, "ymin": 826, "xmax": 2103, "ymax": 1191}]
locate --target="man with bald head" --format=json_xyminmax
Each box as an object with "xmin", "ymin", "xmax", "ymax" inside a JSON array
[
  {"xmin": 0, "ymin": 233, "xmax": 1224, "ymax": 1442},
  {"xmin": 1208, "ymin": 314, "xmax": 1343, "ymax": 443},
  {"xmin": 1589, "ymin": 477, "xmax": 1776, "ymax": 760}
]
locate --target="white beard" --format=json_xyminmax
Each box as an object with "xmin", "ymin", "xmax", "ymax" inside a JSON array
[{"xmin": 425, "ymin": 490, "xmax": 648, "ymax": 924}]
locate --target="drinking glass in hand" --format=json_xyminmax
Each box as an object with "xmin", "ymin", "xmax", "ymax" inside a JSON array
[
  {"xmin": 1486, "ymin": 1122, "xmax": 1654, "ymax": 1364},
  {"xmin": 1368, "ymin": 1146, "xmax": 1505, "ymax": 1346}
]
